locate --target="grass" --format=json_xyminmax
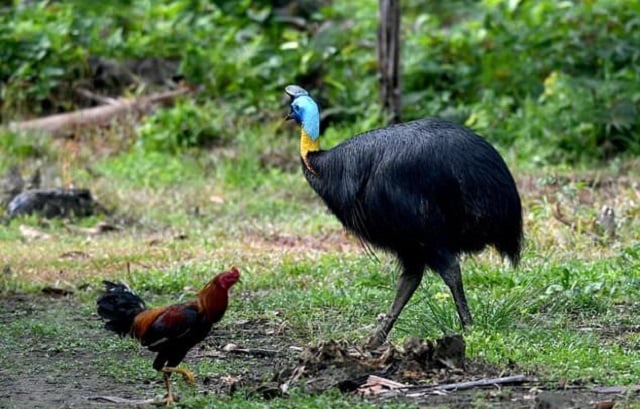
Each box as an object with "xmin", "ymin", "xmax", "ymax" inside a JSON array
[{"xmin": 0, "ymin": 122, "xmax": 639, "ymax": 408}]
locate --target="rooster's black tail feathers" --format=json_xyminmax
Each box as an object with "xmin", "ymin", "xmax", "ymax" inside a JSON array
[{"xmin": 97, "ymin": 280, "xmax": 146, "ymax": 337}]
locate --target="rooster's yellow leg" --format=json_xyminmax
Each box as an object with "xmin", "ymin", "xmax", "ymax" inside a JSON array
[
  {"xmin": 162, "ymin": 366, "xmax": 195, "ymax": 385},
  {"xmin": 162, "ymin": 371, "xmax": 175, "ymax": 406}
]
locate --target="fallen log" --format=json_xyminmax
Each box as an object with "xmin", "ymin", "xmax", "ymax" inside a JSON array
[{"xmin": 7, "ymin": 87, "xmax": 190, "ymax": 135}]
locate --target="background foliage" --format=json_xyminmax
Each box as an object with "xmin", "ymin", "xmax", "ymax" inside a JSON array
[{"xmin": 1, "ymin": 0, "xmax": 639, "ymax": 165}]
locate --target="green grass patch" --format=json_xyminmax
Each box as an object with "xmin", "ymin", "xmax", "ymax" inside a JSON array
[{"xmin": 1, "ymin": 124, "xmax": 639, "ymax": 408}]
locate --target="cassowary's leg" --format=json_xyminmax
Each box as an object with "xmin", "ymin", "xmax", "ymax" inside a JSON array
[
  {"xmin": 367, "ymin": 261, "xmax": 424, "ymax": 349},
  {"xmin": 439, "ymin": 258, "xmax": 473, "ymax": 327}
]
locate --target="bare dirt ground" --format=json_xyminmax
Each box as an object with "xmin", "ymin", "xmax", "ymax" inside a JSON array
[{"xmin": 1, "ymin": 294, "xmax": 636, "ymax": 409}]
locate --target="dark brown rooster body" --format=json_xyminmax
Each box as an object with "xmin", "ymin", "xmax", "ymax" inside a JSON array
[{"xmin": 97, "ymin": 267, "xmax": 240, "ymax": 404}]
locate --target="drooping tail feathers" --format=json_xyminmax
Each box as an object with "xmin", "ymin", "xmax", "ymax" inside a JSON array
[{"xmin": 97, "ymin": 280, "xmax": 146, "ymax": 336}]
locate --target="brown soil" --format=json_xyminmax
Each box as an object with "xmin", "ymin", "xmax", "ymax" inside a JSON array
[{"xmin": 1, "ymin": 294, "xmax": 636, "ymax": 409}]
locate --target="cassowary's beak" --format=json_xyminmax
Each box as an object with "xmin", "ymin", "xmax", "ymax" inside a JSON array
[
  {"xmin": 285, "ymin": 108, "xmax": 294, "ymax": 121},
  {"xmin": 284, "ymin": 85, "xmax": 309, "ymax": 121}
]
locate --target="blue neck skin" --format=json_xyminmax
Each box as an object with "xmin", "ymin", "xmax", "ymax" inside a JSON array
[{"xmin": 296, "ymin": 95, "xmax": 320, "ymax": 140}]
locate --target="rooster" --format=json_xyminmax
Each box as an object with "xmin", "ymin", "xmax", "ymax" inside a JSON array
[{"xmin": 97, "ymin": 267, "xmax": 240, "ymax": 405}]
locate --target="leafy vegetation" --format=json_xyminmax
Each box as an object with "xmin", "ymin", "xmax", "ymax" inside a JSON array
[
  {"xmin": 1, "ymin": 136, "xmax": 640, "ymax": 408},
  {"xmin": 2, "ymin": 0, "xmax": 639, "ymax": 164}
]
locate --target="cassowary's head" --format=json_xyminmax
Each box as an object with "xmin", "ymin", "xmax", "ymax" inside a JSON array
[{"xmin": 285, "ymin": 85, "xmax": 320, "ymax": 140}]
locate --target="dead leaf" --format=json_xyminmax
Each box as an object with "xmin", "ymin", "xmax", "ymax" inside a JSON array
[
  {"xmin": 220, "ymin": 344, "xmax": 278, "ymax": 357},
  {"xmin": 221, "ymin": 375, "xmax": 242, "ymax": 388},
  {"xmin": 358, "ymin": 375, "xmax": 407, "ymax": 396},
  {"xmin": 59, "ymin": 250, "xmax": 90, "ymax": 259},
  {"xmin": 223, "ymin": 343, "xmax": 240, "ymax": 352},
  {"xmin": 147, "ymin": 237, "xmax": 163, "ymax": 246},
  {"xmin": 594, "ymin": 400, "xmax": 615, "ymax": 409},
  {"xmin": 210, "ymin": 195, "xmax": 225, "ymax": 204},
  {"xmin": 67, "ymin": 222, "xmax": 120, "ymax": 236},
  {"xmin": 41, "ymin": 286, "xmax": 74, "ymax": 297},
  {"xmin": 281, "ymin": 365, "xmax": 306, "ymax": 394},
  {"xmin": 19, "ymin": 224, "xmax": 52, "ymax": 240}
]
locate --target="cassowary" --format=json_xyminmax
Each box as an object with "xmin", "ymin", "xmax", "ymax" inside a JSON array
[{"xmin": 284, "ymin": 85, "xmax": 522, "ymax": 348}]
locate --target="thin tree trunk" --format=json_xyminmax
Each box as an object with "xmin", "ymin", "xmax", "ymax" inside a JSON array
[{"xmin": 377, "ymin": 0, "xmax": 401, "ymax": 124}]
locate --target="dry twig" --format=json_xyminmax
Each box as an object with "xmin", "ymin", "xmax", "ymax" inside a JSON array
[{"xmin": 379, "ymin": 374, "xmax": 528, "ymax": 398}]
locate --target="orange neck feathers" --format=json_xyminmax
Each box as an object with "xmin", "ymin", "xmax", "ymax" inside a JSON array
[{"xmin": 197, "ymin": 280, "xmax": 230, "ymax": 322}]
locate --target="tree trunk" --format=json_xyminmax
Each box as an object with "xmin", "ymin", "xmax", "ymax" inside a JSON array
[{"xmin": 377, "ymin": 0, "xmax": 401, "ymax": 124}]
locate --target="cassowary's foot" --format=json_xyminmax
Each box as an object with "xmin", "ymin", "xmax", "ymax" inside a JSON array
[
  {"xmin": 440, "ymin": 258, "xmax": 474, "ymax": 330},
  {"xmin": 366, "ymin": 265, "xmax": 424, "ymax": 350},
  {"xmin": 162, "ymin": 366, "xmax": 195, "ymax": 385},
  {"xmin": 366, "ymin": 328, "xmax": 388, "ymax": 349},
  {"xmin": 460, "ymin": 315, "xmax": 474, "ymax": 330}
]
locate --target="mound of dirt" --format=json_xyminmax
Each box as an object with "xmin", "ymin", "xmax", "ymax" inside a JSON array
[
  {"xmin": 297, "ymin": 335, "xmax": 466, "ymax": 389},
  {"xmin": 242, "ymin": 334, "xmax": 488, "ymax": 399}
]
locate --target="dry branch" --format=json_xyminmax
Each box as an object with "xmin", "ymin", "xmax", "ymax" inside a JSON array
[
  {"xmin": 552, "ymin": 202, "xmax": 601, "ymax": 241},
  {"xmin": 222, "ymin": 345, "xmax": 279, "ymax": 357},
  {"xmin": 592, "ymin": 385, "xmax": 640, "ymax": 394},
  {"xmin": 86, "ymin": 395, "xmax": 158, "ymax": 404},
  {"xmin": 7, "ymin": 88, "xmax": 190, "ymax": 135},
  {"xmin": 75, "ymin": 88, "xmax": 120, "ymax": 106},
  {"xmin": 379, "ymin": 374, "xmax": 528, "ymax": 398}
]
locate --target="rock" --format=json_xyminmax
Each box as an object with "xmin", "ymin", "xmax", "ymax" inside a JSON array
[
  {"xmin": 402, "ymin": 334, "xmax": 466, "ymax": 371},
  {"xmin": 595, "ymin": 205, "xmax": 616, "ymax": 239},
  {"xmin": 535, "ymin": 391, "xmax": 575, "ymax": 409},
  {"xmin": 8, "ymin": 188, "xmax": 95, "ymax": 219},
  {"xmin": 433, "ymin": 334, "xmax": 466, "ymax": 370}
]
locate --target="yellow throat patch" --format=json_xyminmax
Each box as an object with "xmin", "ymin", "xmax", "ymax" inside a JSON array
[
  {"xmin": 300, "ymin": 129, "xmax": 319, "ymax": 157},
  {"xmin": 300, "ymin": 129, "xmax": 319, "ymax": 174}
]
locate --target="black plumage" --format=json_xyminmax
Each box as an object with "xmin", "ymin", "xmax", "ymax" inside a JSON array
[
  {"xmin": 97, "ymin": 280, "xmax": 146, "ymax": 336},
  {"xmin": 285, "ymin": 85, "xmax": 523, "ymax": 347}
]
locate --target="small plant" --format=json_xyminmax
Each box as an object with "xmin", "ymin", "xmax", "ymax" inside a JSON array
[{"xmin": 136, "ymin": 100, "xmax": 234, "ymax": 153}]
